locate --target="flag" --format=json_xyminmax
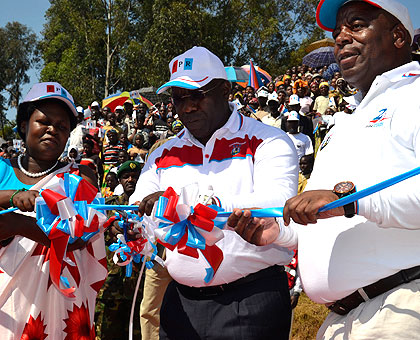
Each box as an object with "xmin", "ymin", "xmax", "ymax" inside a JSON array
[{"xmin": 248, "ymin": 59, "xmax": 264, "ymax": 90}]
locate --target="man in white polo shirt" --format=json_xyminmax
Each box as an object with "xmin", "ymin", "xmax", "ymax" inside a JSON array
[
  {"xmin": 230, "ymin": 0, "xmax": 420, "ymax": 339},
  {"xmin": 285, "ymin": 111, "xmax": 313, "ymax": 160},
  {"xmin": 130, "ymin": 46, "xmax": 298, "ymax": 339}
]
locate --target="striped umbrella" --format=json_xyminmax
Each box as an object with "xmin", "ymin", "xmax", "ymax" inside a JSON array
[
  {"xmin": 248, "ymin": 60, "xmax": 264, "ymax": 90},
  {"xmin": 241, "ymin": 64, "xmax": 272, "ymax": 85},
  {"xmin": 102, "ymin": 92, "xmax": 131, "ymax": 111}
]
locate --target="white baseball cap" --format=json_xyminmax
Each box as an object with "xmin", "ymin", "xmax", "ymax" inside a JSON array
[
  {"xmin": 91, "ymin": 101, "xmax": 100, "ymax": 108},
  {"xmin": 22, "ymin": 82, "xmax": 77, "ymax": 117},
  {"xmin": 316, "ymin": 0, "xmax": 414, "ymax": 42},
  {"xmin": 257, "ymin": 90, "xmax": 269, "ymax": 98},
  {"xmin": 267, "ymin": 92, "xmax": 279, "ymax": 103},
  {"xmin": 289, "ymin": 94, "xmax": 300, "ymax": 105},
  {"xmin": 287, "ymin": 111, "xmax": 300, "ymax": 121},
  {"xmin": 115, "ymin": 105, "xmax": 124, "ymax": 111},
  {"xmin": 76, "ymin": 106, "xmax": 84, "ymax": 114},
  {"xmin": 157, "ymin": 46, "xmax": 227, "ymax": 94}
]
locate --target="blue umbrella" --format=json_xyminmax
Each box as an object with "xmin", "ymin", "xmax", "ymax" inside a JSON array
[
  {"xmin": 303, "ymin": 46, "xmax": 336, "ymax": 68},
  {"xmin": 225, "ymin": 66, "xmax": 249, "ymax": 83}
]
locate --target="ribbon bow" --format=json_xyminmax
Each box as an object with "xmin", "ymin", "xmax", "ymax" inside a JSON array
[
  {"xmin": 108, "ymin": 211, "xmax": 163, "ymax": 277},
  {"xmin": 154, "ymin": 187, "xmax": 224, "ymax": 283},
  {"xmin": 35, "ymin": 173, "xmax": 106, "ymax": 297}
]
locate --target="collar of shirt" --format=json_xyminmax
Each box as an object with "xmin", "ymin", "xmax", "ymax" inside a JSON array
[
  {"xmin": 177, "ymin": 103, "xmax": 243, "ymax": 145},
  {"xmin": 358, "ymin": 61, "xmax": 420, "ymax": 109}
]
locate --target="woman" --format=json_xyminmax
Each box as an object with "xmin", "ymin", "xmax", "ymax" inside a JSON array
[{"xmin": 0, "ymin": 82, "xmax": 107, "ymax": 339}]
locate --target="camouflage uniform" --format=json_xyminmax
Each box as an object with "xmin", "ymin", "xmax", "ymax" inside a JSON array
[{"xmin": 95, "ymin": 194, "xmax": 143, "ymax": 340}]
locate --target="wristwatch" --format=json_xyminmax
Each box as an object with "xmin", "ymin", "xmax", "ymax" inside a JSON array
[{"xmin": 333, "ymin": 181, "xmax": 356, "ymax": 218}]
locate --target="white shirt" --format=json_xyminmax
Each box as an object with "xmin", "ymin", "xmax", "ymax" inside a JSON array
[
  {"xmin": 286, "ymin": 132, "xmax": 313, "ymax": 160},
  {"xmin": 131, "ymin": 104, "xmax": 298, "ymax": 287},
  {"xmin": 276, "ymin": 61, "xmax": 420, "ymax": 303}
]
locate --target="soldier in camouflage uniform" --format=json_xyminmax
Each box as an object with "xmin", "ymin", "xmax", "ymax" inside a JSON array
[{"xmin": 95, "ymin": 161, "xmax": 143, "ymax": 340}]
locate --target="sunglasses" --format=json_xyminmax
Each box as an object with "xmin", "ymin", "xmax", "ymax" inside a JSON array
[{"xmin": 171, "ymin": 82, "xmax": 220, "ymax": 106}]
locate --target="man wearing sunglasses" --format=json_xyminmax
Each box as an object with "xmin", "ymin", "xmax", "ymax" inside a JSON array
[{"xmin": 130, "ymin": 46, "xmax": 298, "ymax": 339}]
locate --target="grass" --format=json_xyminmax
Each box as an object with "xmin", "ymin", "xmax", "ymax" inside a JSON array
[{"xmin": 291, "ymin": 293, "xmax": 330, "ymax": 340}]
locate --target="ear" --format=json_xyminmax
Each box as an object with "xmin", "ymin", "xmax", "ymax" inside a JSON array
[
  {"xmin": 221, "ymin": 80, "xmax": 232, "ymax": 100},
  {"xmin": 392, "ymin": 23, "xmax": 410, "ymax": 49},
  {"xmin": 20, "ymin": 121, "xmax": 27, "ymax": 136}
]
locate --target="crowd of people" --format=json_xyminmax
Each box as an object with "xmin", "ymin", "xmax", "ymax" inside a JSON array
[{"xmin": 1, "ymin": 0, "xmax": 420, "ymax": 339}]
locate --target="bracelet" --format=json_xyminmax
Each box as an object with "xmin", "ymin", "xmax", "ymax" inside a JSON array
[{"xmin": 9, "ymin": 188, "xmax": 28, "ymax": 207}]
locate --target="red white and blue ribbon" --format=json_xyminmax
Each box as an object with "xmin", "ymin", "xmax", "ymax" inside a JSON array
[
  {"xmin": 108, "ymin": 211, "xmax": 163, "ymax": 277},
  {"xmin": 154, "ymin": 187, "xmax": 225, "ymax": 283},
  {"xmin": 35, "ymin": 173, "xmax": 107, "ymax": 297}
]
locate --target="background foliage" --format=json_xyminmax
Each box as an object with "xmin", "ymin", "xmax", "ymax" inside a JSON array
[{"xmin": 2, "ymin": 0, "xmax": 325, "ymax": 113}]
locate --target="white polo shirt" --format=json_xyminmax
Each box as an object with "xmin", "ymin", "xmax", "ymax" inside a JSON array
[
  {"xmin": 276, "ymin": 61, "xmax": 420, "ymax": 303},
  {"xmin": 131, "ymin": 104, "xmax": 298, "ymax": 287},
  {"xmin": 286, "ymin": 132, "xmax": 313, "ymax": 160}
]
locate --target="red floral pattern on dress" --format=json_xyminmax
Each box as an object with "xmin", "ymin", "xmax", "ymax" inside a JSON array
[
  {"xmin": 20, "ymin": 313, "xmax": 47, "ymax": 340},
  {"xmin": 63, "ymin": 302, "xmax": 95, "ymax": 340}
]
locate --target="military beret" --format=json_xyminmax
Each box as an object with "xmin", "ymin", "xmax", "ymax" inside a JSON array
[{"xmin": 117, "ymin": 161, "xmax": 141, "ymax": 178}]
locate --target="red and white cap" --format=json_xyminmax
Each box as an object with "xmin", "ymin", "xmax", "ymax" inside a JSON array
[
  {"xmin": 22, "ymin": 82, "xmax": 77, "ymax": 117},
  {"xmin": 287, "ymin": 111, "xmax": 300, "ymax": 121},
  {"xmin": 316, "ymin": 0, "xmax": 414, "ymax": 42},
  {"xmin": 157, "ymin": 46, "xmax": 227, "ymax": 94}
]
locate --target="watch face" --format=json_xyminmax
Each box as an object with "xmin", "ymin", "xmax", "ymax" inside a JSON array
[{"xmin": 334, "ymin": 181, "xmax": 355, "ymax": 194}]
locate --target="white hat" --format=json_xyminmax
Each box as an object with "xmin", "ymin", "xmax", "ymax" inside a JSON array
[
  {"xmin": 22, "ymin": 82, "xmax": 77, "ymax": 117},
  {"xmin": 157, "ymin": 46, "xmax": 227, "ymax": 94},
  {"xmin": 257, "ymin": 90, "xmax": 269, "ymax": 98},
  {"xmin": 91, "ymin": 101, "xmax": 100, "ymax": 108},
  {"xmin": 287, "ymin": 111, "xmax": 300, "ymax": 121},
  {"xmin": 289, "ymin": 94, "xmax": 300, "ymax": 105},
  {"xmin": 316, "ymin": 0, "xmax": 414, "ymax": 42},
  {"xmin": 115, "ymin": 105, "xmax": 124, "ymax": 111},
  {"xmin": 76, "ymin": 106, "xmax": 84, "ymax": 114},
  {"xmin": 267, "ymin": 92, "xmax": 279, "ymax": 102}
]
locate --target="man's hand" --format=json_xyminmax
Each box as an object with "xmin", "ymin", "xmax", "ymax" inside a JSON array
[
  {"xmin": 136, "ymin": 191, "xmax": 165, "ymax": 217},
  {"xmin": 290, "ymin": 293, "xmax": 300, "ymax": 309},
  {"xmin": 108, "ymin": 220, "xmax": 142, "ymax": 243},
  {"xmin": 227, "ymin": 209, "xmax": 280, "ymax": 246},
  {"xmin": 283, "ymin": 190, "xmax": 344, "ymax": 226}
]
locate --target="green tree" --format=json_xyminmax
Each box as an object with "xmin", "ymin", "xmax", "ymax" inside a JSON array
[
  {"xmin": 40, "ymin": 0, "xmax": 324, "ymax": 102},
  {"xmin": 40, "ymin": 0, "xmax": 147, "ymax": 106},
  {"xmin": 1, "ymin": 22, "xmax": 39, "ymax": 108}
]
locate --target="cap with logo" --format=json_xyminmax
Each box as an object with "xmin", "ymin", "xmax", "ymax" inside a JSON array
[
  {"xmin": 21, "ymin": 82, "xmax": 77, "ymax": 117},
  {"xmin": 257, "ymin": 90, "xmax": 269, "ymax": 98},
  {"xmin": 117, "ymin": 161, "xmax": 141, "ymax": 178},
  {"xmin": 287, "ymin": 111, "xmax": 300, "ymax": 121},
  {"xmin": 289, "ymin": 94, "xmax": 300, "ymax": 106},
  {"xmin": 267, "ymin": 92, "xmax": 279, "ymax": 103},
  {"xmin": 316, "ymin": 0, "xmax": 414, "ymax": 42},
  {"xmin": 157, "ymin": 46, "xmax": 227, "ymax": 94}
]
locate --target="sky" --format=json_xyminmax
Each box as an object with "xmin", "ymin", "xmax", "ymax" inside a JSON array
[{"xmin": 1, "ymin": 0, "xmax": 420, "ymax": 120}]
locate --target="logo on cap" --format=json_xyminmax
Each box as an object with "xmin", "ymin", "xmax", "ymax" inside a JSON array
[
  {"xmin": 130, "ymin": 162, "xmax": 137, "ymax": 169},
  {"xmin": 184, "ymin": 58, "xmax": 193, "ymax": 70},
  {"xmin": 171, "ymin": 58, "xmax": 194, "ymax": 74}
]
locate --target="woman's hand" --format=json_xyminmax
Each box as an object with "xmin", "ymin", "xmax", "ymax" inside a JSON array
[{"xmin": 11, "ymin": 190, "xmax": 40, "ymax": 212}]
